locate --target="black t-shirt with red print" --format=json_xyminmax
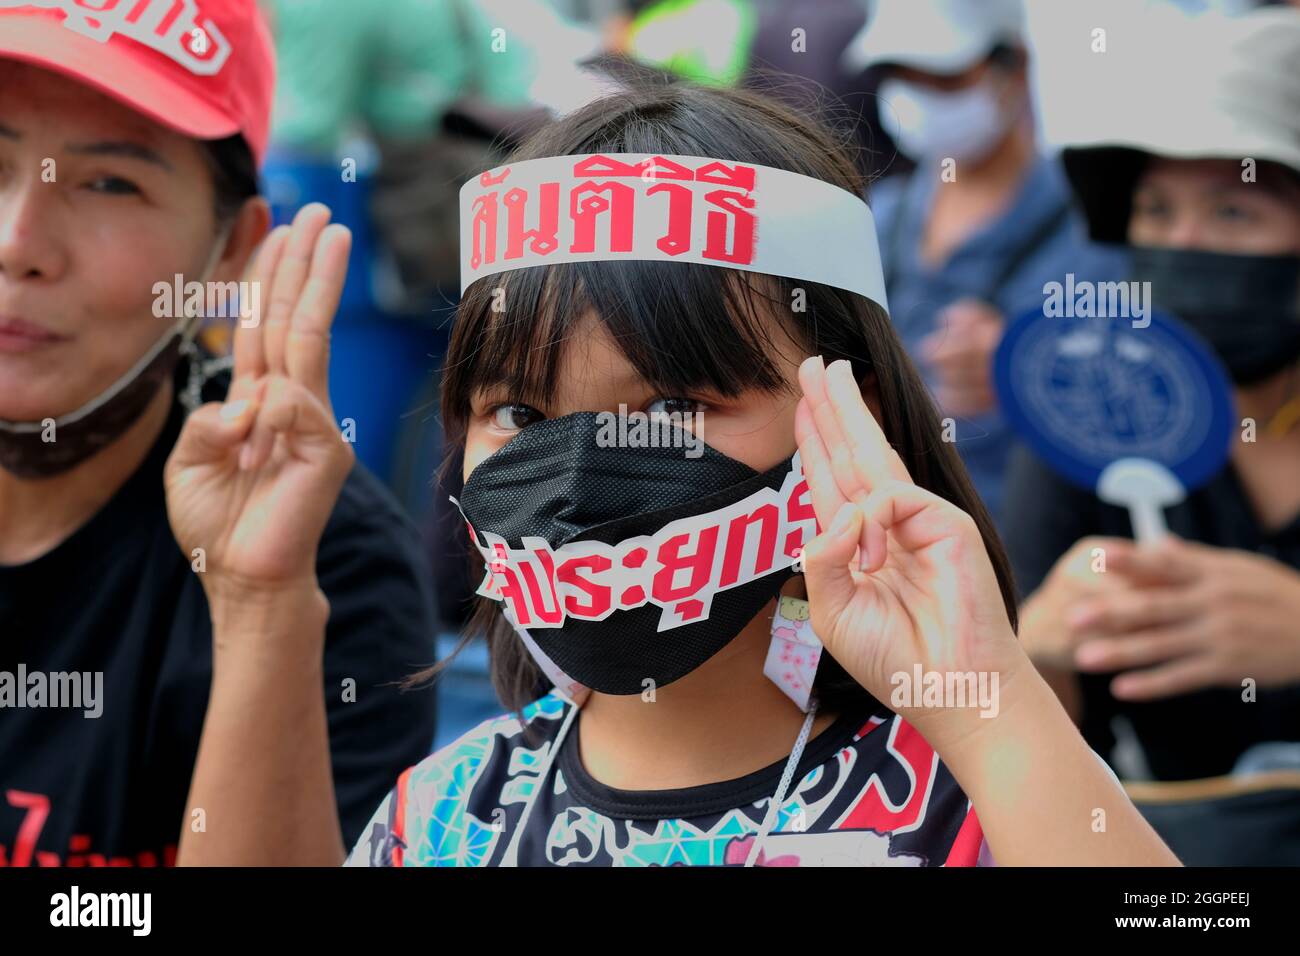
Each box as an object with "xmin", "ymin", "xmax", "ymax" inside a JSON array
[{"xmin": 0, "ymin": 359, "xmax": 438, "ymax": 867}]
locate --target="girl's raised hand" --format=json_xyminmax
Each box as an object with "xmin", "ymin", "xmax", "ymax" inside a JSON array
[
  {"xmin": 796, "ymin": 357, "xmax": 1026, "ymax": 733},
  {"xmin": 164, "ymin": 203, "xmax": 354, "ymax": 606}
]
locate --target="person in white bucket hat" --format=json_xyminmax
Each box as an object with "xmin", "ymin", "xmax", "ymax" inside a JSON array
[
  {"xmin": 847, "ymin": 0, "xmax": 1126, "ymax": 525},
  {"xmin": 844, "ymin": 0, "xmax": 1025, "ymax": 79},
  {"xmin": 1004, "ymin": 6, "xmax": 1300, "ymax": 862}
]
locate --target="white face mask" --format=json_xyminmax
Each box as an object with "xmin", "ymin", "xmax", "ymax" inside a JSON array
[{"xmin": 878, "ymin": 74, "xmax": 1019, "ymax": 165}]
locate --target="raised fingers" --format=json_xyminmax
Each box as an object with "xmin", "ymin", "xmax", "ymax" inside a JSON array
[
  {"xmin": 798, "ymin": 357, "xmax": 910, "ymax": 511},
  {"xmin": 286, "ymin": 223, "xmax": 351, "ymax": 403},
  {"xmin": 233, "ymin": 225, "xmax": 289, "ymax": 382},
  {"xmin": 795, "ymin": 396, "xmax": 848, "ymax": 528},
  {"xmin": 263, "ymin": 203, "xmax": 332, "ymax": 377},
  {"xmin": 799, "ymin": 357, "xmax": 866, "ymax": 506},
  {"xmin": 823, "ymin": 359, "xmax": 911, "ymax": 485}
]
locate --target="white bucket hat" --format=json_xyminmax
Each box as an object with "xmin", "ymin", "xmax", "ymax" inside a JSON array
[
  {"xmin": 1062, "ymin": 7, "xmax": 1300, "ymax": 243},
  {"xmin": 841, "ymin": 0, "xmax": 1025, "ymax": 76}
]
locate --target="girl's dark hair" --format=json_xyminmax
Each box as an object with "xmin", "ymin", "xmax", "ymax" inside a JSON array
[
  {"xmin": 199, "ymin": 134, "xmax": 259, "ymax": 224},
  {"xmin": 433, "ymin": 80, "xmax": 1019, "ymax": 717}
]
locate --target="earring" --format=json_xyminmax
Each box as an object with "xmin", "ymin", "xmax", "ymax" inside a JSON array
[{"xmin": 179, "ymin": 337, "xmax": 234, "ymax": 412}]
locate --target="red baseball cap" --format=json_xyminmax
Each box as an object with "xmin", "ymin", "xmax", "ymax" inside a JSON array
[{"xmin": 0, "ymin": 0, "xmax": 275, "ymax": 166}]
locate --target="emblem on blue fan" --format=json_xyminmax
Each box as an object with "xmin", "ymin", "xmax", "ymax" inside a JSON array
[{"xmin": 994, "ymin": 307, "xmax": 1234, "ymax": 496}]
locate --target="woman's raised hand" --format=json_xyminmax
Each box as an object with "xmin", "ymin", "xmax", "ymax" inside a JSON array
[{"xmin": 164, "ymin": 204, "xmax": 354, "ymax": 606}]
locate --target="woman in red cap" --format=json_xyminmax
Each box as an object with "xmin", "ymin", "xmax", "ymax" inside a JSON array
[{"xmin": 0, "ymin": 1, "xmax": 436, "ymax": 867}]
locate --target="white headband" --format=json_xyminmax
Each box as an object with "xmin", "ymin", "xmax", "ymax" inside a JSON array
[{"xmin": 460, "ymin": 152, "xmax": 889, "ymax": 310}]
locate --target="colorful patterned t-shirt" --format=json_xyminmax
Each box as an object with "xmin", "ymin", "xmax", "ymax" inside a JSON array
[{"xmin": 346, "ymin": 692, "xmax": 990, "ymax": 867}]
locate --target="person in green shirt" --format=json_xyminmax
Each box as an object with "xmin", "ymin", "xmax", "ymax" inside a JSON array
[{"xmin": 265, "ymin": 0, "xmax": 537, "ymax": 155}]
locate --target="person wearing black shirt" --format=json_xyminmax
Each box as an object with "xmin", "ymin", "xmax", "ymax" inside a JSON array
[
  {"xmin": 0, "ymin": 4, "xmax": 437, "ymax": 867},
  {"xmin": 1004, "ymin": 8, "xmax": 1300, "ymax": 784}
]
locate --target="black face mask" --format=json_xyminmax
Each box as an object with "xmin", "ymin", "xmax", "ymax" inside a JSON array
[
  {"xmin": 0, "ymin": 328, "xmax": 186, "ymax": 480},
  {"xmin": 1129, "ymin": 245, "xmax": 1300, "ymax": 386},
  {"xmin": 457, "ymin": 412, "xmax": 806, "ymax": 695}
]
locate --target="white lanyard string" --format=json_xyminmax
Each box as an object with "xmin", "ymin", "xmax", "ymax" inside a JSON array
[{"xmin": 744, "ymin": 700, "xmax": 819, "ymax": 867}]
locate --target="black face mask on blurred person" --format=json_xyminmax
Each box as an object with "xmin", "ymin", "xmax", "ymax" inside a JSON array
[
  {"xmin": 457, "ymin": 412, "xmax": 806, "ymax": 695},
  {"xmin": 1129, "ymin": 245, "xmax": 1300, "ymax": 386}
]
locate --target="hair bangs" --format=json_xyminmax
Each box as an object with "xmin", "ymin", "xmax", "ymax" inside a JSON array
[{"xmin": 445, "ymin": 256, "xmax": 803, "ymax": 434}]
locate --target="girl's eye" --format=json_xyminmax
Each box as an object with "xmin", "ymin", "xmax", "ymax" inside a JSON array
[
  {"xmin": 646, "ymin": 397, "xmax": 703, "ymax": 419},
  {"xmin": 490, "ymin": 403, "xmax": 544, "ymax": 431},
  {"xmin": 85, "ymin": 176, "xmax": 141, "ymax": 196}
]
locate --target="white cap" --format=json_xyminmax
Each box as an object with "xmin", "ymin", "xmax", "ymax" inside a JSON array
[
  {"xmin": 1062, "ymin": 7, "xmax": 1300, "ymax": 243},
  {"xmin": 842, "ymin": 0, "xmax": 1025, "ymax": 75}
]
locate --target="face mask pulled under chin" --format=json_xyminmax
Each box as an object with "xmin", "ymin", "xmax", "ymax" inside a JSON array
[
  {"xmin": 878, "ymin": 74, "xmax": 1018, "ymax": 165},
  {"xmin": 0, "ymin": 323, "xmax": 190, "ymax": 480},
  {"xmin": 455, "ymin": 412, "xmax": 818, "ymax": 696},
  {"xmin": 1129, "ymin": 245, "xmax": 1300, "ymax": 386},
  {"xmin": 0, "ymin": 233, "xmax": 234, "ymax": 480}
]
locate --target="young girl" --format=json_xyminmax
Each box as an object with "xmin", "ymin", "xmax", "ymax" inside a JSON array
[{"xmin": 170, "ymin": 81, "xmax": 1178, "ymax": 866}]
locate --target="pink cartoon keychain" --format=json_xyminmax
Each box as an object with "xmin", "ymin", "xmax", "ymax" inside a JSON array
[{"xmin": 764, "ymin": 596, "xmax": 823, "ymax": 712}]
